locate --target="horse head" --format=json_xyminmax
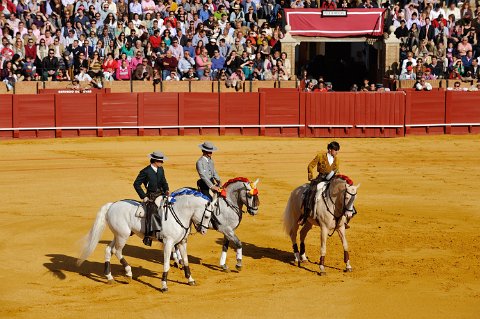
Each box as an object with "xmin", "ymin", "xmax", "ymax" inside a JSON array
[
  {"xmin": 343, "ymin": 183, "xmax": 360, "ymax": 218},
  {"xmin": 223, "ymin": 178, "xmax": 260, "ymax": 215},
  {"xmin": 242, "ymin": 178, "xmax": 260, "ymax": 215}
]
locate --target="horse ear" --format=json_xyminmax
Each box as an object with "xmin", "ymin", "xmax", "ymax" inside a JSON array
[
  {"xmin": 253, "ymin": 178, "xmax": 260, "ymax": 188},
  {"xmin": 244, "ymin": 182, "xmax": 252, "ymax": 190},
  {"xmin": 355, "ymin": 183, "xmax": 361, "ymax": 189}
]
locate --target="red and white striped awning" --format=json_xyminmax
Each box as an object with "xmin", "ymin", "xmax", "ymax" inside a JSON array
[{"xmin": 284, "ymin": 9, "xmax": 385, "ymax": 38}]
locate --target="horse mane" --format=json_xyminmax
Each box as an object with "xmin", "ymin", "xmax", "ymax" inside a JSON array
[
  {"xmin": 222, "ymin": 177, "xmax": 250, "ymax": 188},
  {"xmin": 334, "ymin": 174, "xmax": 354, "ymax": 186}
]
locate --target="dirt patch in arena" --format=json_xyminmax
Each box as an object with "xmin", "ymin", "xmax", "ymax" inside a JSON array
[{"xmin": 0, "ymin": 135, "xmax": 479, "ymax": 318}]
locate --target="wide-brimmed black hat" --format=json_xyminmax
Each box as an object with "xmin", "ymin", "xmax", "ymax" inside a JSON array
[{"xmin": 198, "ymin": 141, "xmax": 218, "ymax": 152}]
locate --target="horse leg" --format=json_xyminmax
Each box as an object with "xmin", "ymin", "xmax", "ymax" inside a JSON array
[
  {"xmin": 229, "ymin": 233, "xmax": 243, "ymax": 271},
  {"xmin": 172, "ymin": 244, "xmax": 183, "ymax": 269},
  {"xmin": 289, "ymin": 222, "xmax": 301, "ymax": 266},
  {"xmin": 337, "ymin": 227, "xmax": 352, "ymax": 272},
  {"xmin": 299, "ymin": 222, "xmax": 313, "ymax": 263},
  {"xmin": 219, "ymin": 235, "xmax": 230, "ymax": 272},
  {"xmin": 113, "ymin": 234, "xmax": 132, "ymax": 282},
  {"xmin": 161, "ymin": 239, "xmax": 174, "ymax": 292},
  {"xmin": 104, "ymin": 239, "xmax": 116, "ymax": 284},
  {"xmin": 177, "ymin": 240, "xmax": 195, "ymax": 285},
  {"xmin": 319, "ymin": 226, "xmax": 328, "ymax": 276}
]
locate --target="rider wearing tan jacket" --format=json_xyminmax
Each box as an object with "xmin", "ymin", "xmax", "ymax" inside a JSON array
[{"xmin": 307, "ymin": 141, "xmax": 340, "ymax": 181}]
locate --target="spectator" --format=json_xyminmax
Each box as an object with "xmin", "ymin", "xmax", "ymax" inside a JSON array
[
  {"xmin": 226, "ymin": 67, "xmax": 245, "ymax": 90},
  {"xmin": 468, "ymin": 59, "xmax": 480, "ymax": 80},
  {"xmin": 42, "ymin": 49, "xmax": 59, "ymax": 80},
  {"xmin": 161, "ymin": 50, "xmax": 178, "ymax": 79},
  {"xmin": 414, "ymin": 77, "xmax": 433, "ymax": 91},
  {"xmin": 195, "ymin": 48, "xmax": 212, "ymax": 78},
  {"xmin": 102, "ymin": 53, "xmax": 118, "ymax": 80},
  {"xmin": 134, "ymin": 57, "xmax": 153, "ymax": 80},
  {"xmin": 178, "ymin": 50, "xmax": 196, "ymax": 78},
  {"xmin": 399, "ymin": 66, "xmax": 416, "ymax": 80},
  {"xmin": 182, "ymin": 67, "xmax": 199, "ymax": 81},
  {"xmin": 165, "ymin": 70, "xmax": 180, "ymax": 81},
  {"xmin": 210, "ymin": 49, "xmax": 225, "ymax": 78}
]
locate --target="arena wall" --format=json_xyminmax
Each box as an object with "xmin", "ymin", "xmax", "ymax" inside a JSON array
[{"xmin": 1, "ymin": 91, "xmax": 479, "ymax": 139}]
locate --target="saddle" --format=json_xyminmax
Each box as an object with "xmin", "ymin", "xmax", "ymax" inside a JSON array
[{"xmin": 300, "ymin": 179, "xmax": 328, "ymax": 225}]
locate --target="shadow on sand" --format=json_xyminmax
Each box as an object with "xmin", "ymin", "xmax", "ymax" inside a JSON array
[{"xmin": 43, "ymin": 241, "xmax": 203, "ymax": 289}]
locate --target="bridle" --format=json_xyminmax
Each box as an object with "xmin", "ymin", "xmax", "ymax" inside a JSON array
[
  {"xmin": 165, "ymin": 200, "xmax": 213, "ymax": 240},
  {"xmin": 212, "ymin": 183, "xmax": 259, "ymax": 228},
  {"xmin": 322, "ymin": 182, "xmax": 356, "ymax": 236}
]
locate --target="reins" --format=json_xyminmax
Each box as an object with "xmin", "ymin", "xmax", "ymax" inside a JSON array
[{"xmin": 321, "ymin": 181, "xmax": 357, "ymax": 237}]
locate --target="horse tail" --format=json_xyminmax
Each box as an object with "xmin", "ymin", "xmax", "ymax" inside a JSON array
[
  {"xmin": 77, "ymin": 202, "xmax": 112, "ymax": 266},
  {"xmin": 282, "ymin": 190, "xmax": 297, "ymax": 237}
]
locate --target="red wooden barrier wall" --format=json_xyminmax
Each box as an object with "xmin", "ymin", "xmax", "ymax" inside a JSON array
[
  {"xmin": 1, "ymin": 91, "xmax": 479, "ymax": 139},
  {"xmin": 354, "ymin": 92, "xmax": 405, "ymax": 138},
  {"xmin": 0, "ymin": 95, "xmax": 13, "ymax": 139},
  {"xmin": 445, "ymin": 91, "xmax": 480, "ymax": 135},
  {"xmin": 306, "ymin": 92, "xmax": 356, "ymax": 138},
  {"xmin": 405, "ymin": 90, "xmax": 446, "ymax": 135}
]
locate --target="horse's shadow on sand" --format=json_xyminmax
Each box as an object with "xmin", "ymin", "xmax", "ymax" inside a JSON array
[
  {"xmin": 43, "ymin": 241, "xmax": 202, "ymax": 290},
  {"xmin": 211, "ymin": 239, "xmax": 341, "ymax": 274}
]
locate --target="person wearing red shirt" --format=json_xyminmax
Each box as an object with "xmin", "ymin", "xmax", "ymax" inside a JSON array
[
  {"xmin": 102, "ymin": 53, "xmax": 118, "ymax": 80},
  {"xmin": 0, "ymin": 0, "xmax": 17, "ymax": 16},
  {"xmin": 149, "ymin": 29, "xmax": 162, "ymax": 52},
  {"xmin": 24, "ymin": 39, "xmax": 37, "ymax": 60},
  {"xmin": 321, "ymin": 0, "xmax": 337, "ymax": 9}
]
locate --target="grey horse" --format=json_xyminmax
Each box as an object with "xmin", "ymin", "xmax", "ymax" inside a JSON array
[{"xmin": 209, "ymin": 178, "xmax": 260, "ymax": 271}]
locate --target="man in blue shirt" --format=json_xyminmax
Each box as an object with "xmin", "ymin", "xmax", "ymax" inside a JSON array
[
  {"xmin": 199, "ymin": 4, "xmax": 211, "ymax": 22},
  {"xmin": 211, "ymin": 49, "xmax": 226, "ymax": 79}
]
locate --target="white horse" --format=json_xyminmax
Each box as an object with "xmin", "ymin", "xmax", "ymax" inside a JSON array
[
  {"xmin": 283, "ymin": 176, "xmax": 359, "ymax": 275},
  {"xmin": 209, "ymin": 178, "xmax": 260, "ymax": 272},
  {"xmin": 77, "ymin": 193, "xmax": 215, "ymax": 292}
]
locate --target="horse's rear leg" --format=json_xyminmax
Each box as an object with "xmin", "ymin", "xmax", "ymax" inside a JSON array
[
  {"xmin": 104, "ymin": 239, "xmax": 116, "ymax": 284},
  {"xmin": 176, "ymin": 240, "xmax": 195, "ymax": 285},
  {"xmin": 289, "ymin": 223, "xmax": 301, "ymax": 266},
  {"xmin": 113, "ymin": 234, "xmax": 133, "ymax": 281},
  {"xmin": 299, "ymin": 222, "xmax": 312, "ymax": 263},
  {"xmin": 319, "ymin": 226, "xmax": 328, "ymax": 275},
  {"xmin": 337, "ymin": 227, "xmax": 352, "ymax": 272},
  {"xmin": 172, "ymin": 244, "xmax": 183, "ymax": 268}
]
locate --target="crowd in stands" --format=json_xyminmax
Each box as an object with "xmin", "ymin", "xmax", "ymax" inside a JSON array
[
  {"xmin": 0, "ymin": 0, "xmax": 303, "ymax": 91},
  {"xmin": 391, "ymin": 0, "xmax": 480, "ymax": 89}
]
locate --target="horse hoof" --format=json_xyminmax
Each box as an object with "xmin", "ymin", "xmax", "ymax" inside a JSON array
[
  {"xmin": 188, "ymin": 281, "xmax": 196, "ymax": 286},
  {"xmin": 161, "ymin": 287, "xmax": 168, "ymax": 293},
  {"xmin": 344, "ymin": 268, "xmax": 353, "ymax": 273},
  {"xmin": 125, "ymin": 276, "xmax": 132, "ymax": 283},
  {"xmin": 107, "ymin": 279, "xmax": 115, "ymax": 285},
  {"xmin": 235, "ymin": 265, "xmax": 242, "ymax": 271},
  {"xmin": 173, "ymin": 262, "xmax": 179, "ymax": 268},
  {"xmin": 318, "ymin": 272, "xmax": 327, "ymax": 276},
  {"xmin": 297, "ymin": 261, "xmax": 301, "ymax": 267},
  {"xmin": 220, "ymin": 265, "xmax": 230, "ymax": 272}
]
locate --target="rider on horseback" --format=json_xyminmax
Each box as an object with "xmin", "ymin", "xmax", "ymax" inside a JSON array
[
  {"xmin": 196, "ymin": 141, "xmax": 222, "ymax": 200},
  {"xmin": 299, "ymin": 141, "xmax": 341, "ymax": 226},
  {"xmin": 133, "ymin": 151, "xmax": 170, "ymax": 246}
]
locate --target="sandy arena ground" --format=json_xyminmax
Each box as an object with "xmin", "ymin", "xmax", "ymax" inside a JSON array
[{"xmin": 0, "ymin": 135, "xmax": 479, "ymax": 318}]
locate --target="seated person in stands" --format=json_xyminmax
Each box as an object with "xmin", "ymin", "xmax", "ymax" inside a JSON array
[
  {"xmin": 399, "ymin": 66, "xmax": 416, "ymax": 80},
  {"xmin": 226, "ymin": 68, "xmax": 245, "ymax": 91},
  {"xmin": 116, "ymin": 59, "xmax": 132, "ymax": 81},
  {"xmin": 134, "ymin": 58, "xmax": 154, "ymax": 80},
  {"xmin": 428, "ymin": 56, "xmax": 444, "ymax": 78},
  {"xmin": 165, "ymin": 70, "xmax": 180, "ymax": 81},
  {"xmin": 182, "ymin": 67, "xmax": 199, "ymax": 81},
  {"xmin": 414, "ymin": 77, "xmax": 433, "ymax": 91},
  {"xmin": 75, "ymin": 66, "xmax": 102, "ymax": 88},
  {"xmin": 178, "ymin": 50, "xmax": 196, "ymax": 79},
  {"xmin": 423, "ymin": 68, "xmax": 436, "ymax": 80}
]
